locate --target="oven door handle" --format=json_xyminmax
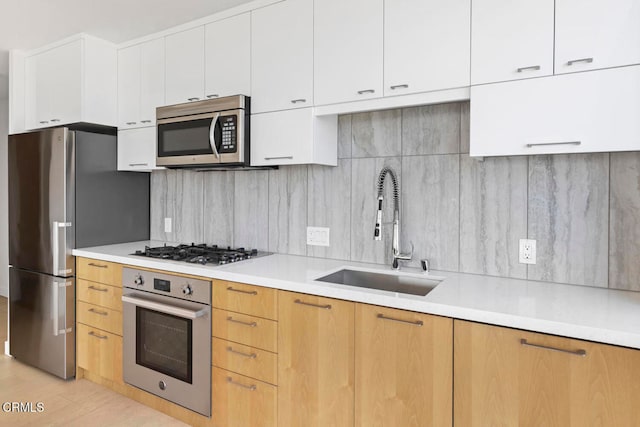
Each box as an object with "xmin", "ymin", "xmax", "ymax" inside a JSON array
[
  {"xmin": 209, "ymin": 112, "xmax": 221, "ymax": 160},
  {"xmin": 122, "ymin": 295, "xmax": 209, "ymax": 319}
]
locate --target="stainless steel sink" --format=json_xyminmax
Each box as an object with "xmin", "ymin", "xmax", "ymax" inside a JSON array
[{"xmin": 316, "ymin": 269, "xmax": 443, "ymax": 296}]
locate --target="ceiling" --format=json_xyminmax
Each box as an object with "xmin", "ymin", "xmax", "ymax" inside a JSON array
[{"xmin": 0, "ymin": 0, "xmax": 255, "ymax": 80}]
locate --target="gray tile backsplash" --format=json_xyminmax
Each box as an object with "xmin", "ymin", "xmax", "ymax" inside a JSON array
[{"xmin": 150, "ymin": 101, "xmax": 640, "ymax": 292}]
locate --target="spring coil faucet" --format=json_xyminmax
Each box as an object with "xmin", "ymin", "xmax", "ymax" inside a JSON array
[{"xmin": 374, "ymin": 167, "xmax": 413, "ymax": 269}]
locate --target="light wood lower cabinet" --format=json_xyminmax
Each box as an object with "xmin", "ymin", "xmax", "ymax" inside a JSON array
[
  {"xmin": 212, "ymin": 367, "xmax": 277, "ymax": 427},
  {"xmin": 76, "ymin": 323, "xmax": 123, "ymax": 384},
  {"xmin": 278, "ymin": 290, "xmax": 355, "ymax": 427},
  {"xmin": 355, "ymin": 304, "xmax": 453, "ymax": 427},
  {"xmin": 454, "ymin": 320, "xmax": 640, "ymax": 427}
]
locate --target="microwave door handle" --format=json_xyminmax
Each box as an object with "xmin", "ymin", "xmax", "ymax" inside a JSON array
[{"xmin": 209, "ymin": 113, "xmax": 221, "ymax": 160}]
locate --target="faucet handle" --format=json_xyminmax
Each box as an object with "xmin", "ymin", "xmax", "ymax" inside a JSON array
[{"xmin": 397, "ymin": 241, "xmax": 414, "ymax": 261}]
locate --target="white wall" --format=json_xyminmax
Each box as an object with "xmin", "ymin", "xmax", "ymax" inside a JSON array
[{"xmin": 0, "ymin": 94, "xmax": 8, "ymax": 298}]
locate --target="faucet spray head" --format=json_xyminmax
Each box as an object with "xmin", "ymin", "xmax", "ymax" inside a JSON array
[{"xmin": 374, "ymin": 196, "xmax": 383, "ymax": 240}]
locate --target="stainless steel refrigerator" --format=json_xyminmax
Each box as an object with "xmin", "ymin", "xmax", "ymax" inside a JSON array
[{"xmin": 8, "ymin": 126, "xmax": 150, "ymax": 379}]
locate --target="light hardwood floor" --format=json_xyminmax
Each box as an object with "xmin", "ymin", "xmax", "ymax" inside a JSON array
[{"xmin": 0, "ymin": 296, "xmax": 188, "ymax": 426}]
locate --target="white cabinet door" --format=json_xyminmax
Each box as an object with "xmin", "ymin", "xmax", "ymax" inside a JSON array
[
  {"xmin": 117, "ymin": 44, "xmax": 141, "ymax": 129},
  {"xmin": 555, "ymin": 0, "xmax": 640, "ymax": 74},
  {"xmin": 314, "ymin": 0, "xmax": 383, "ymax": 105},
  {"xmin": 251, "ymin": 0, "xmax": 313, "ymax": 113},
  {"xmin": 470, "ymin": 66, "xmax": 640, "ymax": 156},
  {"xmin": 117, "ymin": 127, "xmax": 161, "ymax": 172},
  {"xmin": 251, "ymin": 108, "xmax": 337, "ymax": 166},
  {"xmin": 165, "ymin": 27, "xmax": 205, "ymax": 105},
  {"xmin": 139, "ymin": 38, "xmax": 165, "ymax": 125},
  {"xmin": 471, "ymin": 0, "xmax": 554, "ymax": 85},
  {"xmin": 205, "ymin": 13, "xmax": 250, "ymax": 99},
  {"xmin": 385, "ymin": 0, "xmax": 470, "ymax": 96}
]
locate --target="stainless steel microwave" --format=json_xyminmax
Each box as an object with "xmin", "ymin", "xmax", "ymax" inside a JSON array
[{"xmin": 156, "ymin": 95, "xmax": 249, "ymax": 168}]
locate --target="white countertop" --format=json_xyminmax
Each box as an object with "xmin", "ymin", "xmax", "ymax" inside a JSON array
[{"xmin": 73, "ymin": 241, "xmax": 640, "ymax": 350}]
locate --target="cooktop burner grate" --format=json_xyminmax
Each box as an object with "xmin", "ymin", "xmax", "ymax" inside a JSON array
[{"xmin": 132, "ymin": 243, "xmax": 265, "ymax": 265}]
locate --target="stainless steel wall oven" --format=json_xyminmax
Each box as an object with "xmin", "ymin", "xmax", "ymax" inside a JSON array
[{"xmin": 122, "ymin": 268, "xmax": 211, "ymax": 416}]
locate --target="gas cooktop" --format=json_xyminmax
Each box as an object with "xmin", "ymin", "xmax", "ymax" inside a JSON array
[{"xmin": 132, "ymin": 243, "xmax": 269, "ymax": 265}]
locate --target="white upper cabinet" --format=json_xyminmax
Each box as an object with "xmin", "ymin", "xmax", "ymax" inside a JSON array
[
  {"xmin": 251, "ymin": 0, "xmax": 313, "ymax": 113},
  {"xmin": 471, "ymin": 0, "xmax": 554, "ymax": 85},
  {"xmin": 118, "ymin": 38, "xmax": 165, "ymax": 129},
  {"xmin": 117, "ymin": 127, "xmax": 161, "ymax": 172},
  {"xmin": 251, "ymin": 108, "xmax": 337, "ymax": 166},
  {"xmin": 205, "ymin": 13, "xmax": 251, "ymax": 100},
  {"xmin": 555, "ymin": 0, "xmax": 640, "ymax": 74},
  {"xmin": 314, "ymin": 0, "xmax": 383, "ymax": 105},
  {"xmin": 470, "ymin": 66, "xmax": 640, "ymax": 156},
  {"xmin": 24, "ymin": 35, "xmax": 117, "ymax": 131},
  {"xmin": 165, "ymin": 27, "xmax": 205, "ymax": 105},
  {"xmin": 384, "ymin": 0, "xmax": 470, "ymax": 96}
]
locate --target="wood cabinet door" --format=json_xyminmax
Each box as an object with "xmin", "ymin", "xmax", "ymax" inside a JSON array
[
  {"xmin": 314, "ymin": 0, "xmax": 383, "ymax": 105},
  {"xmin": 165, "ymin": 26, "xmax": 205, "ymax": 105},
  {"xmin": 278, "ymin": 290, "xmax": 355, "ymax": 427},
  {"xmin": 205, "ymin": 12, "xmax": 251, "ymax": 100},
  {"xmin": 555, "ymin": 0, "xmax": 640, "ymax": 74},
  {"xmin": 454, "ymin": 320, "xmax": 640, "ymax": 427},
  {"xmin": 355, "ymin": 304, "xmax": 452, "ymax": 427},
  {"xmin": 471, "ymin": 0, "xmax": 554, "ymax": 85},
  {"xmin": 384, "ymin": 0, "xmax": 470, "ymax": 96},
  {"xmin": 251, "ymin": 0, "xmax": 313, "ymax": 113},
  {"xmin": 76, "ymin": 323, "xmax": 123, "ymax": 384}
]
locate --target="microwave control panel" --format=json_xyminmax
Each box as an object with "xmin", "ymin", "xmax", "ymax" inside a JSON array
[{"xmin": 220, "ymin": 115, "xmax": 237, "ymax": 153}]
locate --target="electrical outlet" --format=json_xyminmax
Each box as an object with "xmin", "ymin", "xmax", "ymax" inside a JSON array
[
  {"xmin": 519, "ymin": 239, "xmax": 536, "ymax": 264},
  {"xmin": 307, "ymin": 227, "xmax": 330, "ymax": 247},
  {"xmin": 164, "ymin": 217, "xmax": 172, "ymax": 233}
]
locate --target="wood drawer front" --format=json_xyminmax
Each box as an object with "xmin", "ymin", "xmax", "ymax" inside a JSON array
[
  {"xmin": 77, "ymin": 323, "xmax": 123, "ymax": 384},
  {"xmin": 212, "ymin": 337, "xmax": 277, "ymax": 385},
  {"xmin": 212, "ymin": 280, "xmax": 277, "ymax": 320},
  {"xmin": 212, "ymin": 308, "xmax": 277, "ymax": 353},
  {"xmin": 212, "ymin": 366, "xmax": 276, "ymax": 427},
  {"xmin": 77, "ymin": 301, "xmax": 122, "ymax": 336},
  {"xmin": 77, "ymin": 279, "xmax": 123, "ymax": 311},
  {"xmin": 77, "ymin": 257, "xmax": 122, "ymax": 285}
]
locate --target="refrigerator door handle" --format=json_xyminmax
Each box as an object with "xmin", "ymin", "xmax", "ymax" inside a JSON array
[
  {"xmin": 52, "ymin": 221, "xmax": 72, "ymax": 277},
  {"xmin": 52, "ymin": 280, "xmax": 73, "ymax": 336}
]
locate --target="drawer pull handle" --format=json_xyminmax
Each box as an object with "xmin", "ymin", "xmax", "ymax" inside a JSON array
[
  {"xmin": 520, "ymin": 339, "xmax": 586, "ymax": 357},
  {"xmin": 376, "ymin": 313, "xmax": 423, "ymax": 326},
  {"xmin": 226, "ymin": 286, "xmax": 258, "ymax": 295},
  {"xmin": 390, "ymin": 84, "xmax": 409, "ymax": 90},
  {"xmin": 294, "ymin": 299, "xmax": 332, "ymax": 310},
  {"xmin": 88, "ymin": 285, "xmax": 109, "ymax": 293},
  {"xmin": 227, "ymin": 316, "xmax": 257, "ymax": 327},
  {"xmin": 566, "ymin": 57, "xmax": 593, "ymax": 66},
  {"xmin": 357, "ymin": 89, "xmax": 375, "ymax": 95},
  {"xmin": 227, "ymin": 346, "xmax": 257, "ymax": 359},
  {"xmin": 526, "ymin": 141, "xmax": 581, "ymax": 148},
  {"xmin": 516, "ymin": 65, "xmax": 541, "ymax": 73},
  {"xmin": 88, "ymin": 331, "xmax": 108, "ymax": 340},
  {"xmin": 226, "ymin": 377, "xmax": 256, "ymax": 391},
  {"xmin": 88, "ymin": 262, "xmax": 108, "ymax": 268},
  {"xmin": 88, "ymin": 308, "xmax": 108, "ymax": 316}
]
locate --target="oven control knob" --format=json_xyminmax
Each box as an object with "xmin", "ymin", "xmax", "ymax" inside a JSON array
[
  {"xmin": 134, "ymin": 275, "xmax": 144, "ymax": 286},
  {"xmin": 182, "ymin": 285, "xmax": 193, "ymax": 296}
]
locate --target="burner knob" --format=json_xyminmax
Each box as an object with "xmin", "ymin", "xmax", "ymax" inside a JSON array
[
  {"xmin": 182, "ymin": 285, "xmax": 193, "ymax": 296},
  {"xmin": 134, "ymin": 275, "xmax": 144, "ymax": 286}
]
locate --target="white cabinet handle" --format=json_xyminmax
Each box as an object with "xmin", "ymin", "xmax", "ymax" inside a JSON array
[
  {"xmin": 516, "ymin": 65, "xmax": 541, "ymax": 73},
  {"xmin": 126, "ymin": 121, "xmax": 137, "ymax": 125},
  {"xmin": 128, "ymin": 163, "xmax": 149, "ymax": 167},
  {"xmin": 206, "ymin": 94, "xmax": 219, "ymax": 99},
  {"xmin": 390, "ymin": 84, "xmax": 409, "ymax": 90},
  {"xmin": 188, "ymin": 97, "xmax": 200, "ymax": 101},
  {"xmin": 566, "ymin": 57, "xmax": 593, "ymax": 66},
  {"xmin": 357, "ymin": 89, "xmax": 375, "ymax": 95},
  {"xmin": 291, "ymin": 99, "xmax": 306, "ymax": 104},
  {"xmin": 39, "ymin": 121, "xmax": 49, "ymax": 124},
  {"xmin": 51, "ymin": 119, "xmax": 61, "ymax": 123},
  {"xmin": 525, "ymin": 141, "xmax": 581, "ymax": 148},
  {"xmin": 141, "ymin": 120, "xmax": 152, "ymax": 124}
]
